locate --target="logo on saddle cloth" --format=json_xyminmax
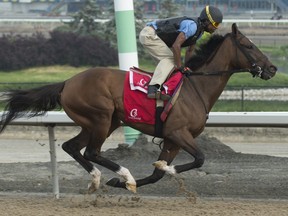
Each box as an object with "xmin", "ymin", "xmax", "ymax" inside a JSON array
[{"xmin": 123, "ymin": 67, "xmax": 183, "ymax": 124}]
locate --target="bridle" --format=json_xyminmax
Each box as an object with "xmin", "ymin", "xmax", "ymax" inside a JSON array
[
  {"xmin": 185, "ymin": 32, "xmax": 270, "ymax": 119},
  {"xmin": 231, "ymin": 33, "xmax": 268, "ymax": 78},
  {"xmin": 186, "ymin": 33, "xmax": 269, "ymax": 78}
]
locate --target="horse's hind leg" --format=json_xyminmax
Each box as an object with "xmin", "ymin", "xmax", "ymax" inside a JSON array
[
  {"xmin": 106, "ymin": 139, "xmax": 180, "ymax": 189},
  {"xmin": 62, "ymin": 129, "xmax": 102, "ymax": 192},
  {"xmin": 84, "ymin": 137, "xmax": 137, "ymax": 193},
  {"xmin": 83, "ymin": 119, "xmax": 137, "ymax": 193}
]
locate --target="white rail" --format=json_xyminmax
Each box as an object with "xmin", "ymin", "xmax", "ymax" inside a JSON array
[
  {"xmin": 207, "ymin": 112, "xmax": 288, "ymax": 127},
  {"xmin": 4, "ymin": 111, "xmax": 288, "ymax": 127},
  {"xmin": 1, "ymin": 111, "xmax": 288, "ymax": 198}
]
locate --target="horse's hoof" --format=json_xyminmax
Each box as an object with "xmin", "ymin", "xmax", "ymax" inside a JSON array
[
  {"xmin": 87, "ymin": 182, "xmax": 98, "ymax": 194},
  {"xmin": 126, "ymin": 183, "xmax": 137, "ymax": 193},
  {"xmin": 106, "ymin": 178, "xmax": 121, "ymax": 187}
]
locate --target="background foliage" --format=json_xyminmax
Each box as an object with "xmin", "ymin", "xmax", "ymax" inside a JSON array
[{"xmin": 0, "ymin": 31, "xmax": 117, "ymax": 71}]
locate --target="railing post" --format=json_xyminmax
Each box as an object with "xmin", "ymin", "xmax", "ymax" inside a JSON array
[
  {"xmin": 47, "ymin": 124, "xmax": 59, "ymax": 199},
  {"xmin": 241, "ymin": 86, "xmax": 244, "ymax": 111}
]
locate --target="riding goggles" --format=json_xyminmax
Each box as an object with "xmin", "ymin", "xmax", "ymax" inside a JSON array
[{"xmin": 206, "ymin": 6, "xmax": 220, "ymax": 28}]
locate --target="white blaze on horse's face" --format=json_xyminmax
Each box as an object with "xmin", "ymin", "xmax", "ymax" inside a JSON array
[
  {"xmin": 248, "ymin": 38, "xmax": 254, "ymax": 43},
  {"xmin": 248, "ymin": 38, "xmax": 258, "ymax": 50}
]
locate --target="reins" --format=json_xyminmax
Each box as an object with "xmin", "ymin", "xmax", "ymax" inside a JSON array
[
  {"xmin": 183, "ymin": 32, "xmax": 263, "ymax": 120},
  {"xmin": 185, "ymin": 68, "xmax": 251, "ymax": 122},
  {"xmin": 185, "ymin": 32, "xmax": 264, "ymax": 78},
  {"xmin": 185, "ymin": 68, "xmax": 251, "ymax": 76}
]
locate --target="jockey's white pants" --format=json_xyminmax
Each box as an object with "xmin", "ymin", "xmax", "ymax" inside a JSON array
[{"xmin": 139, "ymin": 26, "xmax": 175, "ymax": 86}]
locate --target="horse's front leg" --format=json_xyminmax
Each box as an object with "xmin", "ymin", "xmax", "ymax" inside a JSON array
[
  {"xmin": 106, "ymin": 139, "xmax": 180, "ymax": 189},
  {"xmin": 154, "ymin": 128, "xmax": 205, "ymax": 174}
]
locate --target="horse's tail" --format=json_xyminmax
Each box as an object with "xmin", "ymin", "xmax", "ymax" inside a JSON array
[{"xmin": 0, "ymin": 82, "xmax": 65, "ymax": 133}]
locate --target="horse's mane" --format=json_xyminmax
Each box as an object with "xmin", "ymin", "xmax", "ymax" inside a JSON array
[{"xmin": 185, "ymin": 34, "xmax": 226, "ymax": 70}]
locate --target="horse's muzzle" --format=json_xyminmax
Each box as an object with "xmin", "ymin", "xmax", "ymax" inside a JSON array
[
  {"xmin": 254, "ymin": 64, "xmax": 277, "ymax": 80},
  {"xmin": 262, "ymin": 65, "xmax": 277, "ymax": 80}
]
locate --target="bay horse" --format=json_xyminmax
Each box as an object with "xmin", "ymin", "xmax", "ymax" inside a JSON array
[{"xmin": 0, "ymin": 24, "xmax": 277, "ymax": 193}]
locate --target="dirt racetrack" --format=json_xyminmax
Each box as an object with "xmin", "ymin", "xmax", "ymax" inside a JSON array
[
  {"xmin": 1, "ymin": 133, "xmax": 288, "ymax": 215},
  {"xmin": 1, "ymin": 193, "xmax": 288, "ymax": 216}
]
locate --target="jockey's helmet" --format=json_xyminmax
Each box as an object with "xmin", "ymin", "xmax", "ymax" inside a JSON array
[{"xmin": 200, "ymin": 5, "xmax": 223, "ymax": 28}]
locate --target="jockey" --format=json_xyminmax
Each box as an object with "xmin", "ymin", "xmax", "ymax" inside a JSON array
[{"xmin": 139, "ymin": 5, "xmax": 223, "ymax": 100}]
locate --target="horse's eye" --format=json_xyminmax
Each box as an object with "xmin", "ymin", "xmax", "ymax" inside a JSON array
[{"xmin": 242, "ymin": 44, "xmax": 253, "ymax": 49}]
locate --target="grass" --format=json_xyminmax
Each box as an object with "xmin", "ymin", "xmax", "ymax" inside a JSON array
[
  {"xmin": 0, "ymin": 59, "xmax": 156, "ymax": 83},
  {"xmin": 227, "ymin": 72, "xmax": 288, "ymax": 87},
  {"xmin": 212, "ymin": 100, "xmax": 288, "ymax": 112},
  {"xmin": 0, "ymin": 65, "xmax": 90, "ymax": 83}
]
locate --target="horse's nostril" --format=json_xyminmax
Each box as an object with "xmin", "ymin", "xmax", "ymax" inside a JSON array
[{"xmin": 270, "ymin": 65, "xmax": 277, "ymax": 73}]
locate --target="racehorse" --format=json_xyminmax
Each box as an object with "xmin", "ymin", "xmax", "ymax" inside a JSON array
[{"xmin": 0, "ymin": 24, "xmax": 277, "ymax": 193}]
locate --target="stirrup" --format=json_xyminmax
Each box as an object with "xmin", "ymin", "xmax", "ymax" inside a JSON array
[
  {"xmin": 154, "ymin": 91, "xmax": 171, "ymax": 101},
  {"xmin": 159, "ymin": 93, "xmax": 171, "ymax": 101},
  {"xmin": 147, "ymin": 92, "xmax": 170, "ymax": 101},
  {"xmin": 147, "ymin": 85, "xmax": 171, "ymax": 101}
]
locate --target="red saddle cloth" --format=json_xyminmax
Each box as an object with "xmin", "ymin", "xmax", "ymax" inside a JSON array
[{"xmin": 123, "ymin": 67, "xmax": 183, "ymax": 125}]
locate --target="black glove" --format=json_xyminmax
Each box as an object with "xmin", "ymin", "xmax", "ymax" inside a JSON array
[{"xmin": 177, "ymin": 66, "xmax": 193, "ymax": 75}]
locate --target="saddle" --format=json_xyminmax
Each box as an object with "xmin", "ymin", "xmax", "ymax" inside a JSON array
[{"xmin": 123, "ymin": 67, "xmax": 183, "ymax": 137}]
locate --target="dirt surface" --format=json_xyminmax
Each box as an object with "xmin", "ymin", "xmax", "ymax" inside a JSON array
[
  {"xmin": 1, "ymin": 193, "xmax": 288, "ymax": 216},
  {"xmin": 1, "ymin": 133, "xmax": 288, "ymax": 215}
]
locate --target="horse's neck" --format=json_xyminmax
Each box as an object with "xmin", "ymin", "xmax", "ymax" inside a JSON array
[{"xmin": 190, "ymin": 38, "xmax": 235, "ymax": 111}]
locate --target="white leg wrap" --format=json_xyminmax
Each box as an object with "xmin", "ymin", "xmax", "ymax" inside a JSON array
[
  {"xmin": 88, "ymin": 167, "xmax": 101, "ymax": 193},
  {"xmin": 153, "ymin": 160, "xmax": 176, "ymax": 175},
  {"xmin": 117, "ymin": 166, "xmax": 137, "ymax": 193}
]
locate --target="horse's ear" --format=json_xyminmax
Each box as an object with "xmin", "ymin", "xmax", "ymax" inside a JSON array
[{"xmin": 232, "ymin": 23, "xmax": 238, "ymax": 36}]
